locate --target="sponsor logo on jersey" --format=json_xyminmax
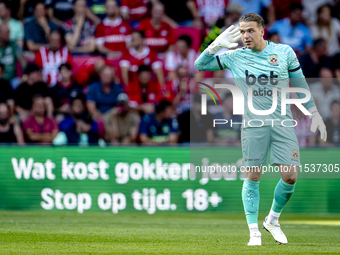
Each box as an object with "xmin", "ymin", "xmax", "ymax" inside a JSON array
[
  {"xmin": 292, "ymin": 149, "xmax": 299, "ymax": 159},
  {"xmin": 269, "ymin": 54, "xmax": 278, "ymax": 65}
]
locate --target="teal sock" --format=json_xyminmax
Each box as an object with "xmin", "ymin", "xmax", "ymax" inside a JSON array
[
  {"xmin": 271, "ymin": 178, "xmax": 296, "ymax": 213},
  {"xmin": 242, "ymin": 178, "xmax": 260, "ymax": 225}
]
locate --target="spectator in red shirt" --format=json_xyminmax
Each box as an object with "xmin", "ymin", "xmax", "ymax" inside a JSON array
[
  {"xmin": 119, "ymin": 31, "xmax": 164, "ymax": 86},
  {"xmin": 166, "ymin": 66, "xmax": 193, "ymax": 114},
  {"xmin": 165, "ymin": 35, "xmax": 199, "ymax": 80},
  {"xmin": 95, "ymin": 0, "xmax": 132, "ymax": 60},
  {"xmin": 121, "ymin": 0, "xmax": 150, "ymax": 28},
  {"xmin": 64, "ymin": 0, "xmax": 96, "ymax": 55},
  {"xmin": 138, "ymin": 3, "xmax": 176, "ymax": 58},
  {"xmin": 35, "ymin": 30, "xmax": 73, "ymax": 86},
  {"xmin": 126, "ymin": 65, "xmax": 161, "ymax": 113},
  {"xmin": 22, "ymin": 95, "xmax": 59, "ymax": 144}
]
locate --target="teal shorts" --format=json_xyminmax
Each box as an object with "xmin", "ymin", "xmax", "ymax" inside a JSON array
[{"xmin": 241, "ymin": 126, "xmax": 300, "ymax": 167}]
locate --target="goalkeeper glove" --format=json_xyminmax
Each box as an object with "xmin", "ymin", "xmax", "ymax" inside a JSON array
[
  {"xmin": 207, "ymin": 25, "xmax": 241, "ymax": 55},
  {"xmin": 308, "ymin": 106, "xmax": 327, "ymax": 142}
]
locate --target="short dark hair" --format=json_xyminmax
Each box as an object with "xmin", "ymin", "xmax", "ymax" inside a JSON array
[
  {"xmin": 290, "ymin": 2, "xmax": 303, "ymax": 12},
  {"xmin": 59, "ymin": 63, "xmax": 72, "ymax": 72},
  {"xmin": 34, "ymin": 1, "xmax": 45, "ymax": 9},
  {"xmin": 132, "ymin": 30, "xmax": 145, "ymax": 38},
  {"xmin": 24, "ymin": 63, "xmax": 41, "ymax": 75},
  {"xmin": 239, "ymin": 13, "xmax": 264, "ymax": 28},
  {"xmin": 31, "ymin": 94, "xmax": 44, "ymax": 105},
  {"xmin": 313, "ymin": 38, "xmax": 326, "ymax": 48},
  {"xmin": 267, "ymin": 32, "xmax": 278, "ymax": 39},
  {"xmin": 178, "ymin": 35, "xmax": 192, "ymax": 47},
  {"xmin": 156, "ymin": 100, "xmax": 172, "ymax": 114},
  {"xmin": 138, "ymin": 65, "xmax": 151, "ymax": 73}
]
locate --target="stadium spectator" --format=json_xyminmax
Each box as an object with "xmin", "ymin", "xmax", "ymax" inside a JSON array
[
  {"xmin": 86, "ymin": 65, "xmax": 123, "ymax": 120},
  {"xmin": 86, "ymin": 0, "xmax": 107, "ymax": 20},
  {"xmin": 302, "ymin": 0, "xmax": 333, "ymax": 25},
  {"xmin": 64, "ymin": 0, "xmax": 96, "ymax": 54},
  {"xmin": 22, "ymin": 95, "xmax": 58, "ymax": 143},
  {"xmin": 0, "ymin": 23, "xmax": 26, "ymax": 84},
  {"xmin": 19, "ymin": 0, "xmax": 39, "ymax": 22},
  {"xmin": 170, "ymin": 66, "xmax": 193, "ymax": 115},
  {"xmin": 104, "ymin": 92, "xmax": 140, "ymax": 144},
  {"xmin": 126, "ymin": 65, "xmax": 161, "ymax": 113},
  {"xmin": 139, "ymin": 99, "xmax": 178, "ymax": 144},
  {"xmin": 120, "ymin": 0, "xmax": 150, "ymax": 28},
  {"xmin": 50, "ymin": 63, "xmax": 82, "ymax": 120},
  {"xmin": 95, "ymin": 0, "xmax": 132, "ymax": 60},
  {"xmin": 332, "ymin": 52, "xmax": 340, "ymax": 82},
  {"xmin": 267, "ymin": 32, "xmax": 281, "ymax": 43},
  {"xmin": 15, "ymin": 63, "xmax": 53, "ymax": 120},
  {"xmin": 310, "ymin": 4, "xmax": 340, "ymax": 55},
  {"xmin": 59, "ymin": 93, "xmax": 99, "ymax": 145},
  {"xmin": 333, "ymin": 0, "xmax": 340, "ymax": 21},
  {"xmin": 45, "ymin": 0, "xmax": 76, "ymax": 26},
  {"xmin": 24, "ymin": 2, "xmax": 58, "ymax": 52},
  {"xmin": 0, "ymin": 64, "xmax": 14, "ymax": 114},
  {"xmin": 213, "ymin": 93, "xmax": 242, "ymax": 145},
  {"xmin": 119, "ymin": 31, "xmax": 164, "ymax": 86},
  {"xmin": 177, "ymin": 94, "xmax": 214, "ymax": 143},
  {"xmin": 158, "ymin": 0, "xmax": 201, "ymax": 28},
  {"xmin": 0, "ymin": 2, "xmax": 24, "ymax": 48},
  {"xmin": 138, "ymin": 3, "xmax": 176, "ymax": 58},
  {"xmin": 224, "ymin": 2, "xmax": 244, "ymax": 27},
  {"xmin": 2, "ymin": 0, "xmax": 22, "ymax": 20},
  {"xmin": 269, "ymin": 3, "xmax": 312, "ymax": 54},
  {"xmin": 300, "ymin": 38, "xmax": 332, "ymax": 78},
  {"xmin": 165, "ymin": 35, "xmax": 198, "ymax": 80},
  {"xmin": 230, "ymin": 0, "xmax": 275, "ymax": 25},
  {"xmin": 324, "ymin": 100, "xmax": 340, "ymax": 144},
  {"xmin": 35, "ymin": 30, "xmax": 73, "ymax": 86},
  {"xmin": 195, "ymin": 0, "xmax": 226, "ymax": 26},
  {"xmin": 310, "ymin": 68, "xmax": 340, "ymax": 120},
  {"xmin": 0, "ymin": 102, "xmax": 24, "ymax": 144},
  {"xmin": 273, "ymin": 0, "xmax": 301, "ymax": 20}
]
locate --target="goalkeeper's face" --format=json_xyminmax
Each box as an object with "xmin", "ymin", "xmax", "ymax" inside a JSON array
[{"xmin": 239, "ymin": 21, "xmax": 264, "ymax": 49}]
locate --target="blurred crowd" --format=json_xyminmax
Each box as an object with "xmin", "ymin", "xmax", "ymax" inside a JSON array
[{"xmin": 0, "ymin": 0, "xmax": 339, "ymax": 147}]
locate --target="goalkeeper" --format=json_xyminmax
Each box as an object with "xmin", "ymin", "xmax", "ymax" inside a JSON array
[{"xmin": 194, "ymin": 13, "xmax": 327, "ymax": 246}]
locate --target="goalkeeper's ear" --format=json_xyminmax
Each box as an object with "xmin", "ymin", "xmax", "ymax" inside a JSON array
[{"xmin": 260, "ymin": 27, "xmax": 264, "ymax": 37}]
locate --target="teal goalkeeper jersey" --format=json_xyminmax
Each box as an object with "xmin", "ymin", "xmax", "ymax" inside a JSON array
[{"xmin": 194, "ymin": 41, "xmax": 316, "ymax": 127}]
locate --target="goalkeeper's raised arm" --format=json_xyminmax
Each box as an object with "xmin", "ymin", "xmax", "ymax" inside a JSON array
[{"xmin": 194, "ymin": 25, "xmax": 241, "ymax": 72}]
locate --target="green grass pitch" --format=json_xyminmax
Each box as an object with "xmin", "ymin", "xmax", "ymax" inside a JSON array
[{"xmin": 0, "ymin": 211, "xmax": 339, "ymax": 254}]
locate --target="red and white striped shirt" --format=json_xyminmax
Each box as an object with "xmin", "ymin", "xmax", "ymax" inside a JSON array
[
  {"xmin": 35, "ymin": 46, "xmax": 72, "ymax": 86},
  {"xmin": 119, "ymin": 47, "xmax": 162, "ymax": 84},
  {"xmin": 165, "ymin": 49, "xmax": 199, "ymax": 77},
  {"xmin": 138, "ymin": 18, "xmax": 176, "ymax": 54}
]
